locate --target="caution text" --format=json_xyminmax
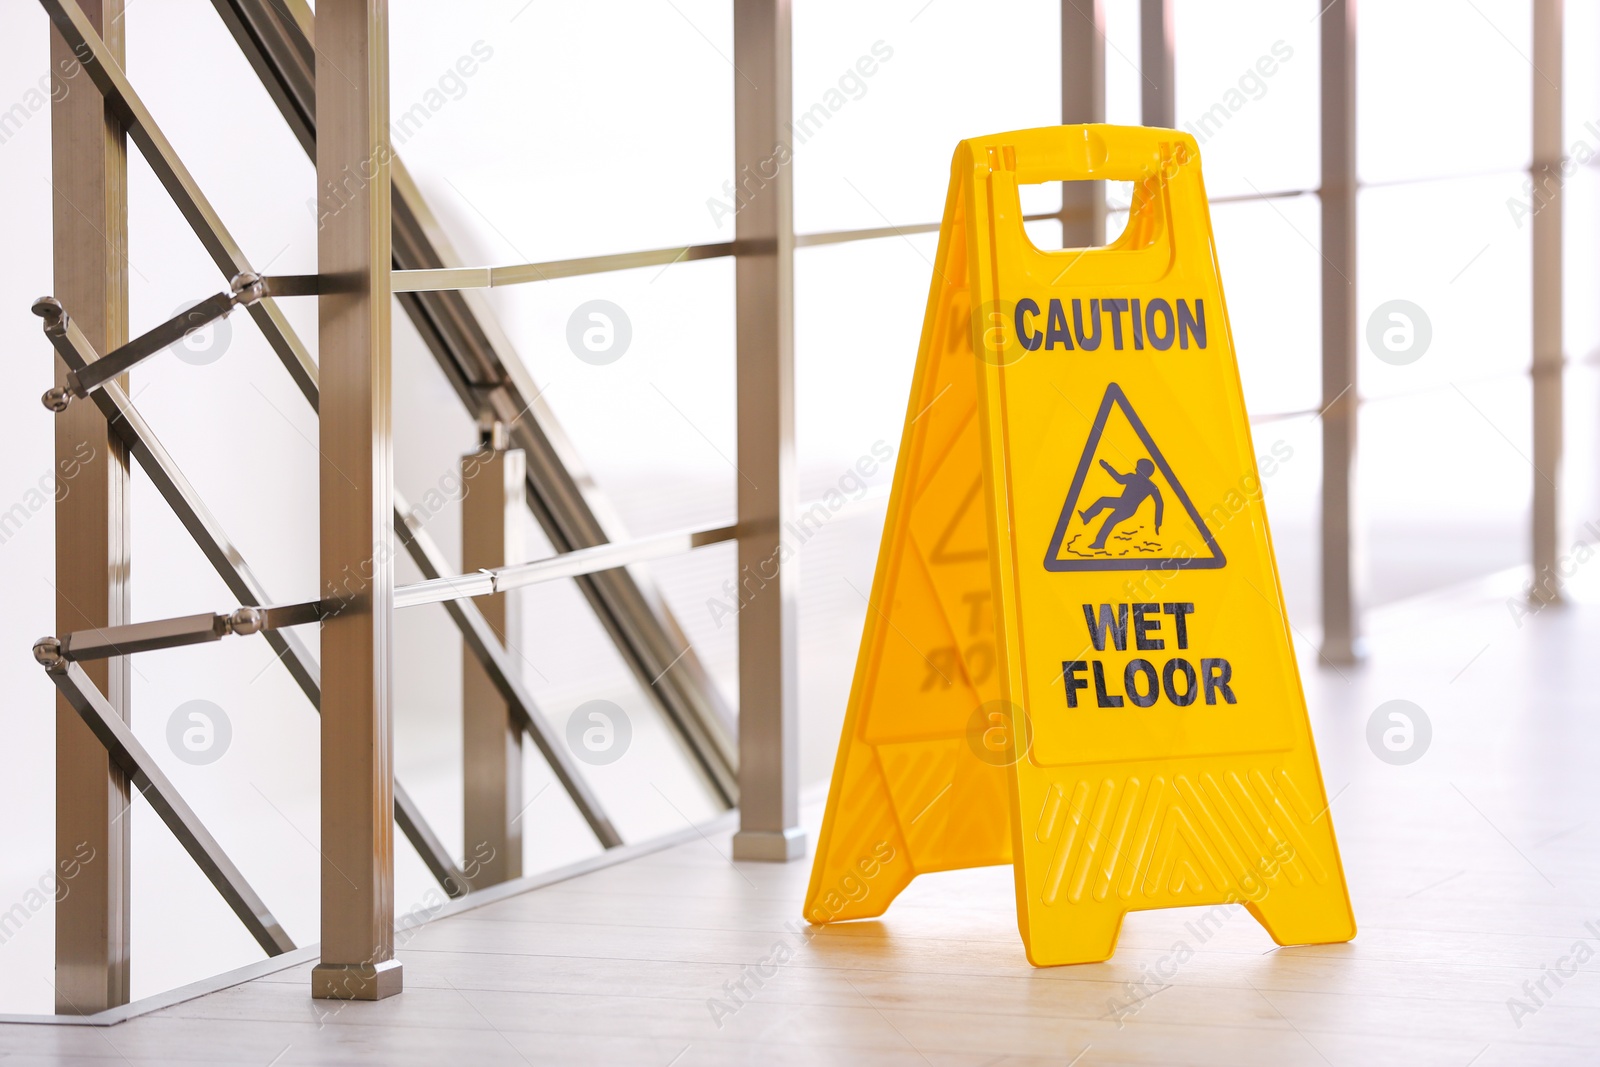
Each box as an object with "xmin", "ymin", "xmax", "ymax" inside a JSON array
[{"xmin": 1016, "ymin": 298, "xmax": 1207, "ymax": 352}]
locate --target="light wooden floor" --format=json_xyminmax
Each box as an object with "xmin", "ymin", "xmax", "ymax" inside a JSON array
[{"xmin": 4, "ymin": 573, "xmax": 1600, "ymax": 1065}]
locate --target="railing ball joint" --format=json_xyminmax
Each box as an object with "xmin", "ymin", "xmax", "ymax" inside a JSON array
[
  {"xmin": 32, "ymin": 636, "xmax": 64, "ymax": 671},
  {"xmin": 229, "ymin": 271, "xmax": 266, "ymax": 307},
  {"xmin": 227, "ymin": 606, "xmax": 263, "ymax": 635},
  {"xmin": 31, "ymin": 295, "xmax": 64, "ymax": 326},
  {"xmin": 41, "ymin": 386, "xmax": 73, "ymax": 413},
  {"xmin": 33, "ymin": 297, "xmax": 75, "ymax": 412}
]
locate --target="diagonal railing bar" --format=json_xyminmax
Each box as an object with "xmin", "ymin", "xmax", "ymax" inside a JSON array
[
  {"xmin": 58, "ymin": 289, "xmax": 234, "ymax": 401},
  {"xmin": 36, "ymin": 656, "xmax": 296, "ymax": 958},
  {"xmin": 40, "ymin": 591, "xmax": 623, "ymax": 850},
  {"xmin": 44, "ymin": 274, "xmax": 320, "ymax": 408},
  {"xmin": 398, "ymin": 168, "xmax": 741, "ymax": 810},
  {"xmin": 213, "ymin": 0, "xmax": 739, "ymax": 807},
  {"xmin": 393, "ymin": 788, "xmax": 467, "ymax": 897},
  {"xmin": 35, "ymin": 299, "xmax": 321, "ymax": 710},
  {"xmin": 393, "ymin": 505, "xmax": 622, "ymax": 849},
  {"xmin": 32, "ymin": 295, "xmax": 473, "ymax": 898},
  {"xmin": 40, "ymin": 0, "xmax": 319, "ymax": 409},
  {"xmin": 39, "ymin": 0, "xmax": 636, "ymax": 839},
  {"xmin": 209, "ymin": 0, "xmax": 316, "ymax": 156}
]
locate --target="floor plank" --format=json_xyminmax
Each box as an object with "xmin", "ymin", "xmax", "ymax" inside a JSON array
[{"xmin": 3, "ymin": 580, "xmax": 1599, "ymax": 1064}]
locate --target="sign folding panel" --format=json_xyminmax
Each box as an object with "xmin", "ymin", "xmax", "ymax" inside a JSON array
[{"xmin": 805, "ymin": 124, "xmax": 1355, "ymax": 966}]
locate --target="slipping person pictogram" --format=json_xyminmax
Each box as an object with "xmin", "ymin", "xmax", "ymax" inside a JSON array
[
  {"xmin": 1043, "ymin": 383, "xmax": 1224, "ymax": 572},
  {"xmin": 1078, "ymin": 458, "xmax": 1163, "ymax": 549}
]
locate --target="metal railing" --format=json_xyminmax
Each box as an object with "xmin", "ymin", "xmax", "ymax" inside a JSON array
[
  {"xmin": 37, "ymin": 0, "xmax": 873, "ymax": 1007},
  {"xmin": 212, "ymin": 0, "xmax": 742, "ymax": 810},
  {"xmin": 30, "ymin": 0, "xmax": 1568, "ymax": 1015},
  {"xmin": 36, "ymin": 0, "xmax": 745, "ymax": 1007}
]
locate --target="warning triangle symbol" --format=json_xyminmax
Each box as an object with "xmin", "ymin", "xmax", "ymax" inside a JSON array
[
  {"xmin": 1044, "ymin": 383, "xmax": 1225, "ymax": 572},
  {"xmin": 930, "ymin": 478, "xmax": 987, "ymax": 565}
]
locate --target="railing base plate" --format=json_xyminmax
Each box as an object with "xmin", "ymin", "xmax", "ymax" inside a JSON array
[
  {"xmin": 310, "ymin": 959, "xmax": 403, "ymax": 1001},
  {"xmin": 731, "ymin": 826, "xmax": 807, "ymax": 863}
]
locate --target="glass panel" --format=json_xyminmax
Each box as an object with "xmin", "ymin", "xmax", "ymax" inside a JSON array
[
  {"xmin": 0, "ymin": 0, "xmax": 58, "ymax": 1015},
  {"xmin": 794, "ymin": 233, "xmax": 935, "ymax": 784},
  {"xmin": 642, "ymin": 541, "xmax": 739, "ymax": 724},
  {"xmin": 471, "ymin": 258, "xmax": 738, "ymax": 537},
  {"xmin": 1174, "ymin": 0, "xmax": 1318, "ymax": 199},
  {"xmin": 1560, "ymin": 4, "xmax": 1600, "ymax": 576},
  {"xmin": 1564, "ymin": 365, "xmax": 1600, "ymax": 565},
  {"xmin": 391, "ymin": 1, "xmax": 733, "ymax": 260},
  {"xmin": 795, "ymin": 495, "xmax": 891, "ymax": 785},
  {"xmin": 1252, "ymin": 417, "xmax": 1322, "ymax": 632},
  {"xmin": 1361, "ymin": 381, "xmax": 1531, "ymax": 606},
  {"xmin": 1358, "ymin": 173, "xmax": 1532, "ymax": 605},
  {"xmin": 1566, "ymin": 168, "xmax": 1600, "ymax": 369},
  {"xmin": 1104, "ymin": 0, "xmax": 1142, "ymax": 128},
  {"xmin": 509, "ymin": 568, "xmax": 727, "ymax": 841},
  {"xmin": 797, "ymin": 235, "xmax": 934, "ymax": 481},
  {"xmin": 1360, "ymin": 176, "xmax": 1531, "ymax": 404},
  {"xmin": 390, "ymin": 268, "xmax": 732, "ymax": 846},
  {"xmin": 792, "ymin": 0, "xmax": 1063, "ymax": 234},
  {"xmin": 1210, "ymin": 194, "xmax": 1322, "ymax": 417},
  {"xmin": 120, "ymin": 8, "xmax": 328, "ymax": 1000},
  {"xmin": 1359, "ymin": 0, "xmax": 1531, "ymax": 186}
]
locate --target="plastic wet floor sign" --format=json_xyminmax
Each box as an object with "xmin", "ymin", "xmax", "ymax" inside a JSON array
[{"xmin": 805, "ymin": 124, "xmax": 1355, "ymax": 966}]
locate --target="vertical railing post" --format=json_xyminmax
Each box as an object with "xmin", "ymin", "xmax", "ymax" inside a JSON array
[
  {"xmin": 50, "ymin": 0, "xmax": 131, "ymax": 1015},
  {"xmin": 1140, "ymin": 0, "xmax": 1175, "ymax": 128},
  {"xmin": 1531, "ymin": 0, "xmax": 1564, "ymax": 603},
  {"xmin": 1061, "ymin": 0, "xmax": 1107, "ymax": 247},
  {"xmin": 461, "ymin": 424, "xmax": 524, "ymax": 887},
  {"xmin": 731, "ymin": 0, "xmax": 804, "ymax": 862},
  {"xmin": 1320, "ymin": 0, "xmax": 1361, "ymax": 663},
  {"xmin": 312, "ymin": 0, "xmax": 401, "ymax": 1000}
]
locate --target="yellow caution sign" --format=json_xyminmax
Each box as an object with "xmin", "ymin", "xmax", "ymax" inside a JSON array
[{"xmin": 805, "ymin": 124, "xmax": 1355, "ymax": 966}]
